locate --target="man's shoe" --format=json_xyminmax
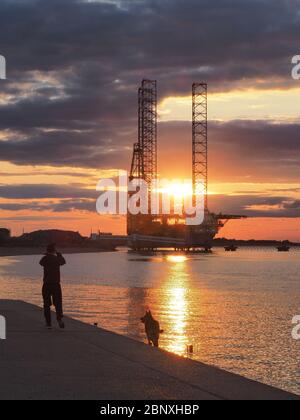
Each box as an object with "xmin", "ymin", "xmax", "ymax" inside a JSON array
[
  {"xmin": 46, "ymin": 324, "xmax": 52, "ymax": 330},
  {"xmin": 58, "ymin": 320, "xmax": 65, "ymax": 329}
]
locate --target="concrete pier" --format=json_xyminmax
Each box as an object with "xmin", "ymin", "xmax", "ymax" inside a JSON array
[{"xmin": 0, "ymin": 300, "xmax": 298, "ymax": 400}]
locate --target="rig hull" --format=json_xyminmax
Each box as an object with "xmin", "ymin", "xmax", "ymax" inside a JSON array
[
  {"xmin": 127, "ymin": 80, "xmax": 246, "ymax": 250},
  {"xmin": 127, "ymin": 212, "xmax": 239, "ymax": 250}
]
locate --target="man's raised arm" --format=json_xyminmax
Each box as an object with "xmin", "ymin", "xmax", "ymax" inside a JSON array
[
  {"xmin": 57, "ymin": 253, "xmax": 66, "ymax": 266},
  {"xmin": 39, "ymin": 256, "xmax": 46, "ymax": 267}
]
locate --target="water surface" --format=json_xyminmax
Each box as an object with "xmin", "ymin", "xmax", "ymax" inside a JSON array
[{"xmin": 0, "ymin": 248, "xmax": 299, "ymax": 394}]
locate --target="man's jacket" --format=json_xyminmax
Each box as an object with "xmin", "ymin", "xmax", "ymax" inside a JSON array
[{"xmin": 40, "ymin": 253, "xmax": 66, "ymax": 284}]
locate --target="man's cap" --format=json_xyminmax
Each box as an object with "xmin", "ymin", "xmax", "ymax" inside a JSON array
[{"xmin": 47, "ymin": 243, "xmax": 56, "ymax": 253}]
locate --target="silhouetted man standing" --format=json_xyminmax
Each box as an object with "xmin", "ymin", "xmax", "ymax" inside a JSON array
[{"xmin": 40, "ymin": 244, "xmax": 66, "ymax": 329}]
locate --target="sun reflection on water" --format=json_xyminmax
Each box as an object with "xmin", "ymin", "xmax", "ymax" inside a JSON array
[
  {"xmin": 162, "ymin": 254, "xmax": 190, "ymax": 355},
  {"xmin": 166, "ymin": 255, "xmax": 188, "ymax": 264},
  {"xmin": 1, "ymin": 250, "xmax": 299, "ymax": 395}
]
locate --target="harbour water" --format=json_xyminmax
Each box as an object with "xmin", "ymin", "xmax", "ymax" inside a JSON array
[{"xmin": 0, "ymin": 248, "xmax": 299, "ymax": 395}]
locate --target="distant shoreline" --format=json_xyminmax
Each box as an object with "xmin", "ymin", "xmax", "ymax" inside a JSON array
[
  {"xmin": 0, "ymin": 244, "xmax": 299, "ymax": 258},
  {"xmin": 0, "ymin": 247, "xmax": 115, "ymax": 257},
  {"xmin": 213, "ymin": 239, "xmax": 300, "ymax": 247}
]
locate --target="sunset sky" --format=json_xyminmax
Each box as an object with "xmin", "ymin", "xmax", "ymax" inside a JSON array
[{"xmin": 0, "ymin": 0, "xmax": 299, "ymax": 240}]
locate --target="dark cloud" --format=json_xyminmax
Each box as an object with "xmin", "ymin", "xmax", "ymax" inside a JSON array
[
  {"xmin": 1, "ymin": 0, "xmax": 299, "ymax": 84},
  {"xmin": 0, "ymin": 203, "xmax": 45, "ymax": 211},
  {"xmin": 0, "ymin": 184, "xmax": 97, "ymax": 199},
  {"xmin": 0, "ymin": 128, "xmax": 130, "ymax": 168},
  {"xmin": 159, "ymin": 120, "xmax": 300, "ymax": 183},
  {"xmin": 284, "ymin": 199, "xmax": 300, "ymax": 210},
  {"xmin": 0, "ymin": 120, "xmax": 300, "ymax": 183},
  {"xmin": 0, "ymin": 182, "xmax": 299, "ymax": 217},
  {"xmin": 0, "ymin": 199, "xmax": 96, "ymax": 213},
  {"xmin": 51, "ymin": 199, "xmax": 97, "ymax": 213},
  {"xmin": 0, "ymin": 170, "xmax": 92, "ymax": 178},
  {"xmin": 209, "ymin": 120, "xmax": 300, "ymax": 183},
  {"xmin": 0, "ymin": 0, "xmax": 299, "ymax": 133},
  {"xmin": 233, "ymin": 188, "xmax": 300, "ymax": 195},
  {"xmin": 209, "ymin": 194, "xmax": 300, "ymax": 218},
  {"xmin": 0, "ymin": 0, "xmax": 299, "ymax": 216}
]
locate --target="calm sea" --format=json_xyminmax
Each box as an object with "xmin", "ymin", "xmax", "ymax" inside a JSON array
[{"xmin": 0, "ymin": 248, "xmax": 299, "ymax": 395}]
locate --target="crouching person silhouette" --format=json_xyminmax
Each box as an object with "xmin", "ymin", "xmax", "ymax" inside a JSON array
[{"xmin": 40, "ymin": 244, "xmax": 66, "ymax": 329}]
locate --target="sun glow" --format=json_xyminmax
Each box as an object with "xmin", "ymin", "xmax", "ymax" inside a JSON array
[
  {"xmin": 159, "ymin": 87, "xmax": 300, "ymax": 122},
  {"xmin": 167, "ymin": 255, "xmax": 188, "ymax": 263},
  {"xmin": 162, "ymin": 254, "xmax": 190, "ymax": 355},
  {"xmin": 158, "ymin": 181, "xmax": 215, "ymax": 199},
  {"xmin": 158, "ymin": 182, "xmax": 193, "ymax": 198}
]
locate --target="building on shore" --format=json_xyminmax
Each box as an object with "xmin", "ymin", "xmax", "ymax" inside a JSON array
[{"xmin": 0, "ymin": 228, "xmax": 11, "ymax": 245}]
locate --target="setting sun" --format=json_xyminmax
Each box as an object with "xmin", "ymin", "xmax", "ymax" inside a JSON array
[{"xmin": 157, "ymin": 182, "xmax": 193, "ymax": 198}]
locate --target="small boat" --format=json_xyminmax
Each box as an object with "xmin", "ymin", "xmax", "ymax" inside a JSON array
[
  {"xmin": 225, "ymin": 245, "xmax": 238, "ymax": 252},
  {"xmin": 185, "ymin": 247, "xmax": 212, "ymax": 254},
  {"xmin": 277, "ymin": 242, "xmax": 290, "ymax": 252}
]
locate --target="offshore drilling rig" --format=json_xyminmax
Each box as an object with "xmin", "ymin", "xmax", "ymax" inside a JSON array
[{"xmin": 127, "ymin": 80, "xmax": 245, "ymax": 250}]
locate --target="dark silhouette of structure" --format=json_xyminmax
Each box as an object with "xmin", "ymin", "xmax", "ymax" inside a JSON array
[
  {"xmin": 192, "ymin": 83, "xmax": 208, "ymax": 211},
  {"xmin": 19, "ymin": 230, "xmax": 84, "ymax": 247},
  {"xmin": 128, "ymin": 81, "xmax": 246, "ymax": 250},
  {"xmin": 0, "ymin": 228, "xmax": 10, "ymax": 245}
]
